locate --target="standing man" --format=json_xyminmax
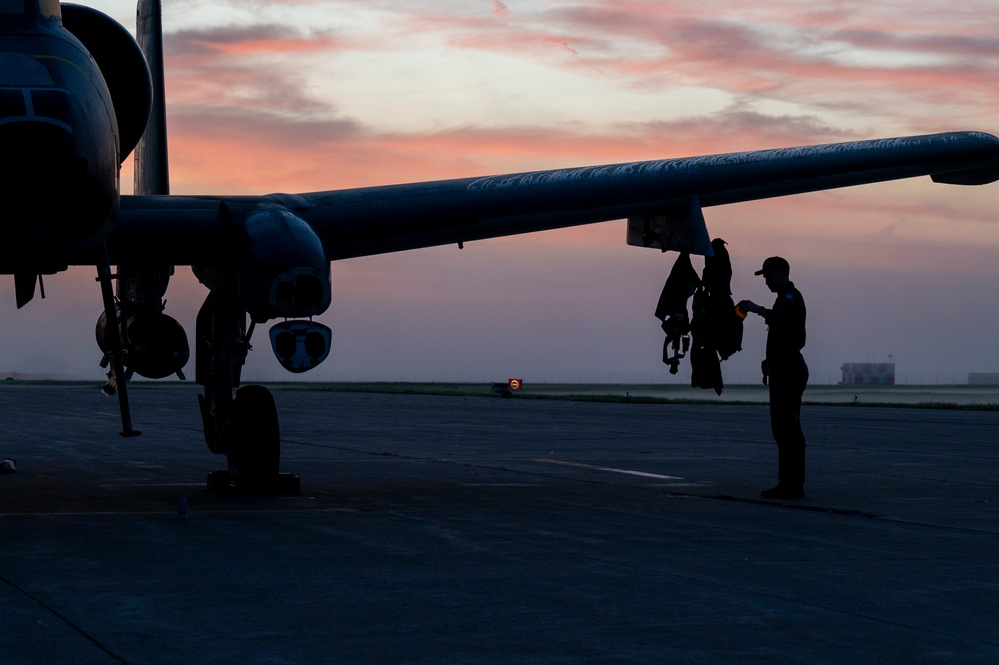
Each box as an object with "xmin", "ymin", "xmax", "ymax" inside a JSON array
[{"xmin": 738, "ymin": 257, "xmax": 808, "ymax": 499}]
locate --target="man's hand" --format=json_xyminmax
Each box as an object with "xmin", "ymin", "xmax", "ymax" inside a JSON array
[{"xmin": 737, "ymin": 299, "xmax": 765, "ymax": 315}]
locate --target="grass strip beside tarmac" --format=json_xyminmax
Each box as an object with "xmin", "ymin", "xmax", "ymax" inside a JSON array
[
  {"xmin": 2, "ymin": 380, "xmax": 997, "ymax": 409},
  {"xmin": 257, "ymin": 382, "xmax": 999, "ymax": 409}
]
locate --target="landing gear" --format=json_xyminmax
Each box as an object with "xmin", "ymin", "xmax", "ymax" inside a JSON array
[
  {"xmin": 228, "ymin": 385, "xmax": 279, "ymax": 481},
  {"xmin": 96, "ymin": 242, "xmax": 140, "ymax": 437},
  {"xmin": 206, "ymin": 386, "xmax": 300, "ymax": 494},
  {"xmin": 197, "ymin": 293, "xmax": 299, "ymax": 494}
]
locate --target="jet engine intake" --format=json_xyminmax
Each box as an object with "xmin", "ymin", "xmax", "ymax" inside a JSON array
[
  {"xmin": 96, "ymin": 308, "xmax": 189, "ymax": 379},
  {"xmin": 269, "ymin": 320, "xmax": 332, "ymax": 373}
]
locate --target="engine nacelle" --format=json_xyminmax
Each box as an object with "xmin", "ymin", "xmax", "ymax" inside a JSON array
[
  {"xmin": 62, "ymin": 4, "xmax": 153, "ymax": 162},
  {"xmin": 96, "ymin": 308, "xmax": 190, "ymax": 379},
  {"xmin": 238, "ymin": 204, "xmax": 332, "ymax": 322}
]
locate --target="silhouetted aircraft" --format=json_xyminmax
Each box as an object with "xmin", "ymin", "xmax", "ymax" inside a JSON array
[{"xmin": 4, "ymin": 1, "xmax": 999, "ymax": 491}]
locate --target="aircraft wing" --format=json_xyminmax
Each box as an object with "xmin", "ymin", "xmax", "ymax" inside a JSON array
[{"xmin": 114, "ymin": 131, "xmax": 999, "ymax": 263}]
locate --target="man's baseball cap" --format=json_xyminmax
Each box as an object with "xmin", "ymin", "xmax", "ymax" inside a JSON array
[{"xmin": 754, "ymin": 256, "xmax": 790, "ymax": 276}]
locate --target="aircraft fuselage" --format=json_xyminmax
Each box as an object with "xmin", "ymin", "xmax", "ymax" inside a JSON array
[{"xmin": 0, "ymin": 3, "xmax": 118, "ymax": 274}]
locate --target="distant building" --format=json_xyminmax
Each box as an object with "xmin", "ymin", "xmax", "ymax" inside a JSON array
[
  {"xmin": 840, "ymin": 363, "xmax": 895, "ymax": 385},
  {"xmin": 968, "ymin": 373, "xmax": 999, "ymax": 385}
]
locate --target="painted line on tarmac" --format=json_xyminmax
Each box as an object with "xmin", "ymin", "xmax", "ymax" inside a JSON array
[
  {"xmin": 99, "ymin": 483, "xmax": 205, "ymax": 488},
  {"xmin": 534, "ymin": 458, "xmax": 682, "ymax": 480},
  {"xmin": 462, "ymin": 482, "xmax": 542, "ymax": 487}
]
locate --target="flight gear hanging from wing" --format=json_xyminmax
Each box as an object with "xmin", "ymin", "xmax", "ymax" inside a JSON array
[
  {"xmin": 690, "ymin": 287, "xmax": 724, "ymax": 394},
  {"xmin": 699, "ymin": 238, "xmax": 743, "ymax": 362},
  {"xmin": 655, "ymin": 252, "xmax": 700, "ymax": 374},
  {"xmin": 689, "ymin": 238, "xmax": 743, "ymax": 394},
  {"xmin": 656, "ymin": 238, "xmax": 743, "ymax": 394}
]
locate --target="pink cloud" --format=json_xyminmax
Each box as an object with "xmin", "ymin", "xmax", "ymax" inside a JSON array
[
  {"xmin": 156, "ymin": 2, "xmax": 999, "ymax": 137},
  {"xmin": 356, "ymin": 2, "xmax": 999, "ymax": 132},
  {"xmin": 167, "ymin": 25, "xmax": 343, "ymax": 57}
]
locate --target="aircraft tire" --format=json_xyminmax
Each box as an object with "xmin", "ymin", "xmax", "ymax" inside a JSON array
[{"xmin": 226, "ymin": 385, "xmax": 280, "ymax": 489}]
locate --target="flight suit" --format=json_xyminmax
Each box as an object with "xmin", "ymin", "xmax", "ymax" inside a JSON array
[{"xmin": 763, "ymin": 282, "xmax": 808, "ymax": 489}]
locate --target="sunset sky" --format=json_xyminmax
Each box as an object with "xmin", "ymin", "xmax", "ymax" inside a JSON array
[{"xmin": 4, "ymin": 0, "xmax": 999, "ymax": 385}]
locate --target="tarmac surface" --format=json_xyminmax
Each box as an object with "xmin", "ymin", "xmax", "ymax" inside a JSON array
[{"xmin": 0, "ymin": 384, "xmax": 997, "ymax": 664}]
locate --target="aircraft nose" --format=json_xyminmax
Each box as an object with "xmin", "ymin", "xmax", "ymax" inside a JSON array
[
  {"xmin": 0, "ymin": 119, "xmax": 87, "ymax": 188},
  {"xmin": 0, "ymin": 88, "xmax": 84, "ymax": 177},
  {"xmin": 0, "ymin": 88, "xmax": 27, "ymax": 118},
  {"xmin": 0, "ymin": 114, "xmax": 89, "ymax": 272}
]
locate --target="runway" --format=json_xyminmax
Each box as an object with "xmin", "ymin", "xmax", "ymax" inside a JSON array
[{"xmin": 0, "ymin": 384, "xmax": 997, "ymax": 663}]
